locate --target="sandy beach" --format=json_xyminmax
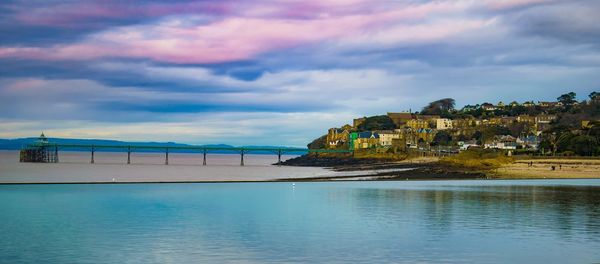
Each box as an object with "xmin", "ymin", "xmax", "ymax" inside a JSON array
[{"xmin": 495, "ymin": 158, "xmax": 600, "ymax": 179}]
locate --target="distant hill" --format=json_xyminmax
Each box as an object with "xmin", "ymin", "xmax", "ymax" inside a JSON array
[{"xmin": 0, "ymin": 137, "xmax": 306, "ymax": 154}]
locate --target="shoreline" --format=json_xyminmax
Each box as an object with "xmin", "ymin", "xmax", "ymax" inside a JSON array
[
  {"xmin": 2, "ymin": 150, "xmax": 599, "ymax": 184},
  {"xmin": 3, "ymin": 177, "xmax": 600, "ymax": 185},
  {"xmin": 280, "ymin": 154, "xmax": 600, "ymax": 180}
]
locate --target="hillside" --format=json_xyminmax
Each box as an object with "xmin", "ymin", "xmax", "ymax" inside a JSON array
[{"xmin": 0, "ymin": 137, "xmax": 305, "ymax": 154}]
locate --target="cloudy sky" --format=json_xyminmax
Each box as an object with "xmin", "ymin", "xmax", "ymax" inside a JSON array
[{"xmin": 0, "ymin": 0, "xmax": 599, "ymax": 146}]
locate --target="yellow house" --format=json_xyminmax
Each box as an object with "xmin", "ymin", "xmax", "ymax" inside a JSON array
[
  {"xmin": 407, "ymin": 119, "xmax": 430, "ymax": 129},
  {"xmin": 354, "ymin": 132, "xmax": 380, "ymax": 149},
  {"xmin": 452, "ymin": 118, "xmax": 478, "ymax": 129},
  {"xmin": 535, "ymin": 115, "xmax": 556, "ymax": 124},
  {"xmin": 415, "ymin": 128, "xmax": 436, "ymax": 144},
  {"xmin": 517, "ymin": 115, "xmax": 535, "ymax": 123}
]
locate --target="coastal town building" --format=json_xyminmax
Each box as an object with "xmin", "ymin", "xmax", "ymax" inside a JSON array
[
  {"xmin": 452, "ymin": 118, "xmax": 476, "ymax": 129},
  {"xmin": 327, "ymin": 126, "xmax": 351, "ymax": 148},
  {"xmin": 319, "ymin": 95, "xmax": 592, "ymax": 154},
  {"xmin": 535, "ymin": 115, "xmax": 557, "ymax": 124},
  {"xmin": 458, "ymin": 140, "xmax": 480, "ymax": 150},
  {"xmin": 485, "ymin": 135, "xmax": 517, "ymax": 150},
  {"xmin": 517, "ymin": 135, "xmax": 540, "ymax": 150},
  {"xmin": 436, "ymin": 118, "xmax": 453, "ymax": 130},
  {"xmin": 353, "ymin": 132, "xmax": 380, "ymax": 149},
  {"xmin": 481, "ymin": 103, "xmax": 496, "ymax": 111},
  {"xmin": 378, "ymin": 131, "xmax": 401, "ymax": 146},
  {"xmin": 488, "ymin": 116, "xmax": 516, "ymax": 126},
  {"xmin": 387, "ymin": 112, "xmax": 413, "ymax": 127},
  {"xmin": 517, "ymin": 115, "xmax": 536, "ymax": 123},
  {"xmin": 407, "ymin": 119, "xmax": 430, "ymax": 129},
  {"xmin": 538, "ymin": 101, "xmax": 563, "ymax": 108},
  {"xmin": 415, "ymin": 128, "xmax": 436, "ymax": 144},
  {"xmin": 522, "ymin": 101, "xmax": 536, "ymax": 107}
]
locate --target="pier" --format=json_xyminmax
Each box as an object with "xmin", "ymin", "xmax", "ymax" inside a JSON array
[{"xmin": 19, "ymin": 139, "xmax": 351, "ymax": 166}]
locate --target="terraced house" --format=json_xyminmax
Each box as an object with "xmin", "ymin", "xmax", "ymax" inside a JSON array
[{"xmin": 320, "ymin": 95, "xmax": 595, "ymax": 153}]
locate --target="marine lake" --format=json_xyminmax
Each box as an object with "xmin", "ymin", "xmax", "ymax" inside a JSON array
[{"xmin": 1, "ymin": 180, "xmax": 600, "ymax": 263}]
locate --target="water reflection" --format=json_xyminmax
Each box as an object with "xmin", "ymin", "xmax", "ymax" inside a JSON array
[
  {"xmin": 343, "ymin": 184, "xmax": 600, "ymax": 241},
  {"xmin": 1, "ymin": 181, "xmax": 600, "ymax": 263}
]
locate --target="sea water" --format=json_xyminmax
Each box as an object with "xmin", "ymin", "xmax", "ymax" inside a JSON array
[{"xmin": 1, "ymin": 180, "xmax": 600, "ymax": 263}]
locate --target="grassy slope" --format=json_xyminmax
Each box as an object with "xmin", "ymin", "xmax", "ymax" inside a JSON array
[{"xmin": 440, "ymin": 149, "xmax": 514, "ymax": 172}]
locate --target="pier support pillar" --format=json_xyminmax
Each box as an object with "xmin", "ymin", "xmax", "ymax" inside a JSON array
[
  {"xmin": 165, "ymin": 148, "xmax": 169, "ymax": 165},
  {"xmin": 240, "ymin": 150, "xmax": 245, "ymax": 166},
  {"xmin": 127, "ymin": 146, "xmax": 131, "ymax": 164},
  {"xmin": 91, "ymin": 146, "xmax": 95, "ymax": 164},
  {"xmin": 277, "ymin": 150, "xmax": 282, "ymax": 166},
  {"xmin": 203, "ymin": 149, "xmax": 207, "ymax": 166},
  {"xmin": 54, "ymin": 145, "xmax": 59, "ymax": 163}
]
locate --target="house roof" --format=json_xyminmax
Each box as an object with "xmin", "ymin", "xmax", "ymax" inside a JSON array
[
  {"xmin": 518, "ymin": 135, "xmax": 539, "ymax": 143},
  {"xmin": 416, "ymin": 128, "xmax": 433, "ymax": 133},
  {"xmin": 358, "ymin": 132, "xmax": 379, "ymax": 138},
  {"xmin": 495, "ymin": 135, "xmax": 516, "ymax": 141},
  {"xmin": 376, "ymin": 130, "xmax": 397, "ymax": 134},
  {"xmin": 387, "ymin": 112, "xmax": 413, "ymax": 120},
  {"xmin": 414, "ymin": 115, "xmax": 440, "ymax": 120}
]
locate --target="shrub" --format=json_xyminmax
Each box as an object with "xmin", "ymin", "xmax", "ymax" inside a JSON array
[{"xmin": 440, "ymin": 149, "xmax": 514, "ymax": 171}]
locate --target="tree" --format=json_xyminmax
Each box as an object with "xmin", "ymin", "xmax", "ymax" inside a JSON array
[
  {"xmin": 307, "ymin": 135, "xmax": 327, "ymax": 149},
  {"xmin": 507, "ymin": 122, "xmax": 530, "ymax": 137},
  {"xmin": 590, "ymin": 91, "xmax": 600, "ymax": 101},
  {"xmin": 473, "ymin": 131, "xmax": 483, "ymax": 145},
  {"xmin": 456, "ymin": 134, "xmax": 469, "ymax": 142},
  {"xmin": 432, "ymin": 131, "xmax": 452, "ymax": 146},
  {"xmin": 421, "ymin": 98, "xmax": 455, "ymax": 116},
  {"xmin": 357, "ymin": 115, "xmax": 396, "ymax": 131},
  {"xmin": 571, "ymin": 135, "xmax": 597, "ymax": 156},
  {"xmin": 557, "ymin": 92, "xmax": 577, "ymax": 106},
  {"xmin": 556, "ymin": 132, "xmax": 576, "ymax": 153},
  {"xmin": 481, "ymin": 125, "xmax": 511, "ymax": 143}
]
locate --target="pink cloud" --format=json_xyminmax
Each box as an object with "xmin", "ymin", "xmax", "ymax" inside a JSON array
[
  {"xmin": 483, "ymin": 0, "xmax": 552, "ymax": 10},
  {"xmin": 0, "ymin": 1, "xmax": 505, "ymax": 64},
  {"xmin": 14, "ymin": 1, "xmax": 232, "ymax": 27}
]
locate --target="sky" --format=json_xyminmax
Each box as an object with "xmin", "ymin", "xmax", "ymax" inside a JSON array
[{"xmin": 0, "ymin": 0, "xmax": 599, "ymax": 146}]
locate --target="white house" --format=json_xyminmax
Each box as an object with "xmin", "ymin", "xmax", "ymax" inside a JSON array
[
  {"xmin": 436, "ymin": 118, "xmax": 453, "ymax": 130},
  {"xmin": 378, "ymin": 131, "xmax": 401, "ymax": 146}
]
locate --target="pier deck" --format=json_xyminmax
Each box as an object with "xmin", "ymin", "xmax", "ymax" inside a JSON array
[{"xmin": 20, "ymin": 142, "xmax": 352, "ymax": 166}]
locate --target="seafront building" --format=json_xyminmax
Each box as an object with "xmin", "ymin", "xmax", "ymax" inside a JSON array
[{"xmin": 324, "ymin": 100, "xmax": 573, "ymax": 152}]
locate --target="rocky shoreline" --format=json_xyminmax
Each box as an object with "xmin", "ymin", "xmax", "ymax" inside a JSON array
[{"xmin": 279, "ymin": 155, "xmax": 486, "ymax": 181}]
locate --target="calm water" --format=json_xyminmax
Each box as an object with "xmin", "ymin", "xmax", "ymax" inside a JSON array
[
  {"xmin": 1, "ymin": 180, "xmax": 600, "ymax": 263},
  {"xmin": 0, "ymin": 151, "xmax": 334, "ymax": 183}
]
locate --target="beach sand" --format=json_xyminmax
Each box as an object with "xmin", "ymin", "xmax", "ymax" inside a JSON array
[{"xmin": 496, "ymin": 159, "xmax": 600, "ymax": 179}]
